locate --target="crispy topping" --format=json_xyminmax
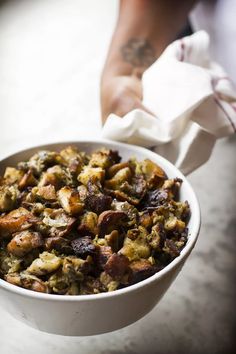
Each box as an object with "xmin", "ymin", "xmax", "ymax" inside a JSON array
[{"xmin": 7, "ymin": 231, "xmax": 43, "ymax": 257}]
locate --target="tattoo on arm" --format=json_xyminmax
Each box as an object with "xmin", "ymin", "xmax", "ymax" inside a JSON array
[{"xmin": 120, "ymin": 38, "xmax": 155, "ymax": 68}]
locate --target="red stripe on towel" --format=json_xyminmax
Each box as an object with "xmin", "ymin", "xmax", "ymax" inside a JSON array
[
  {"xmin": 179, "ymin": 39, "xmax": 185, "ymax": 62},
  {"xmin": 214, "ymin": 97, "xmax": 236, "ymax": 133}
]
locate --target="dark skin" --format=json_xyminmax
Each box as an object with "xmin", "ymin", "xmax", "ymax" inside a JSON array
[{"xmin": 101, "ymin": 0, "xmax": 197, "ymax": 123}]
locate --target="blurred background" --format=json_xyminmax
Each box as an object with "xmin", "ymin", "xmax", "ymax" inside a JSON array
[{"xmin": 0, "ymin": 1, "xmax": 235, "ymax": 353}]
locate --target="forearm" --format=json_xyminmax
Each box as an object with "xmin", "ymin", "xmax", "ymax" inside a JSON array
[
  {"xmin": 101, "ymin": 0, "xmax": 197, "ymax": 121},
  {"xmin": 102, "ymin": 0, "xmax": 196, "ymax": 80}
]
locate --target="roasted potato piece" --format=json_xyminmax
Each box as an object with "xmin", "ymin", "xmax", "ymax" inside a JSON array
[
  {"xmin": 0, "ymin": 185, "xmax": 20, "ymax": 213},
  {"xmin": 141, "ymin": 159, "xmax": 166, "ymax": 188},
  {"xmin": 0, "ymin": 185, "xmax": 19, "ymax": 212},
  {"xmin": 58, "ymin": 186, "xmax": 84, "ymax": 215},
  {"xmin": 38, "ymin": 170, "xmax": 58, "ymax": 188},
  {"xmin": 89, "ymin": 148, "xmax": 121, "ymax": 169},
  {"xmin": 3, "ymin": 167, "xmax": 24, "ymax": 185},
  {"xmin": 22, "ymin": 187, "xmax": 54, "ymax": 205},
  {"xmin": 5, "ymin": 272, "xmax": 49, "ymax": 293},
  {"xmin": 35, "ymin": 185, "xmax": 57, "ymax": 201},
  {"xmin": 27, "ymin": 251, "xmax": 62, "ymax": 276},
  {"xmin": 60, "ymin": 146, "xmax": 84, "ymax": 174},
  {"xmin": 77, "ymin": 211, "xmax": 98, "ymax": 236},
  {"xmin": 7, "ymin": 230, "xmax": 43, "ymax": 257},
  {"xmin": 18, "ymin": 170, "xmax": 37, "ymax": 190},
  {"xmin": 78, "ymin": 166, "xmax": 105, "ymax": 185},
  {"xmin": 164, "ymin": 215, "xmax": 185, "ymax": 232},
  {"xmin": 0, "ymin": 207, "xmax": 38, "ymax": 238},
  {"xmin": 105, "ymin": 167, "xmax": 132, "ymax": 190}
]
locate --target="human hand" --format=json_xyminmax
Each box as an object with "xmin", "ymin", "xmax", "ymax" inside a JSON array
[{"xmin": 100, "ymin": 74, "xmax": 152, "ymax": 124}]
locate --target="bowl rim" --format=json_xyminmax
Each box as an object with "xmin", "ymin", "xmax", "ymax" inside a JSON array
[{"xmin": 0, "ymin": 139, "xmax": 201, "ymax": 301}]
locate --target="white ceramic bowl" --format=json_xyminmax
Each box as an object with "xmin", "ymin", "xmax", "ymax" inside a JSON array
[{"xmin": 0, "ymin": 140, "xmax": 200, "ymax": 336}]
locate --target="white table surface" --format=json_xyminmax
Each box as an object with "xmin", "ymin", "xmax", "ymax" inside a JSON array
[{"xmin": 0, "ymin": 1, "xmax": 235, "ymax": 353}]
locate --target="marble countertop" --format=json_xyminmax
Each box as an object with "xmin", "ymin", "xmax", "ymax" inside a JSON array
[{"xmin": 0, "ymin": 1, "xmax": 235, "ymax": 353}]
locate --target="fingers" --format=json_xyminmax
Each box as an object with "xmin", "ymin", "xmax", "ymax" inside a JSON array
[
  {"xmin": 102, "ymin": 95, "xmax": 154, "ymax": 124},
  {"xmin": 101, "ymin": 82, "xmax": 154, "ymax": 124},
  {"xmin": 101, "ymin": 93, "xmax": 137, "ymax": 124},
  {"xmin": 101, "ymin": 73, "xmax": 156, "ymax": 124}
]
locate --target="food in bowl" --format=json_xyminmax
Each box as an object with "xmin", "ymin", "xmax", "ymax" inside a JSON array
[{"xmin": 0, "ymin": 146, "xmax": 190, "ymax": 295}]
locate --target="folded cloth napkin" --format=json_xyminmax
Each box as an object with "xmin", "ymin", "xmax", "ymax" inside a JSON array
[{"xmin": 102, "ymin": 31, "xmax": 236, "ymax": 175}]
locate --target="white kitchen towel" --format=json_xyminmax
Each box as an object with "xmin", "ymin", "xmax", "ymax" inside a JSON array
[{"xmin": 102, "ymin": 31, "xmax": 236, "ymax": 175}]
